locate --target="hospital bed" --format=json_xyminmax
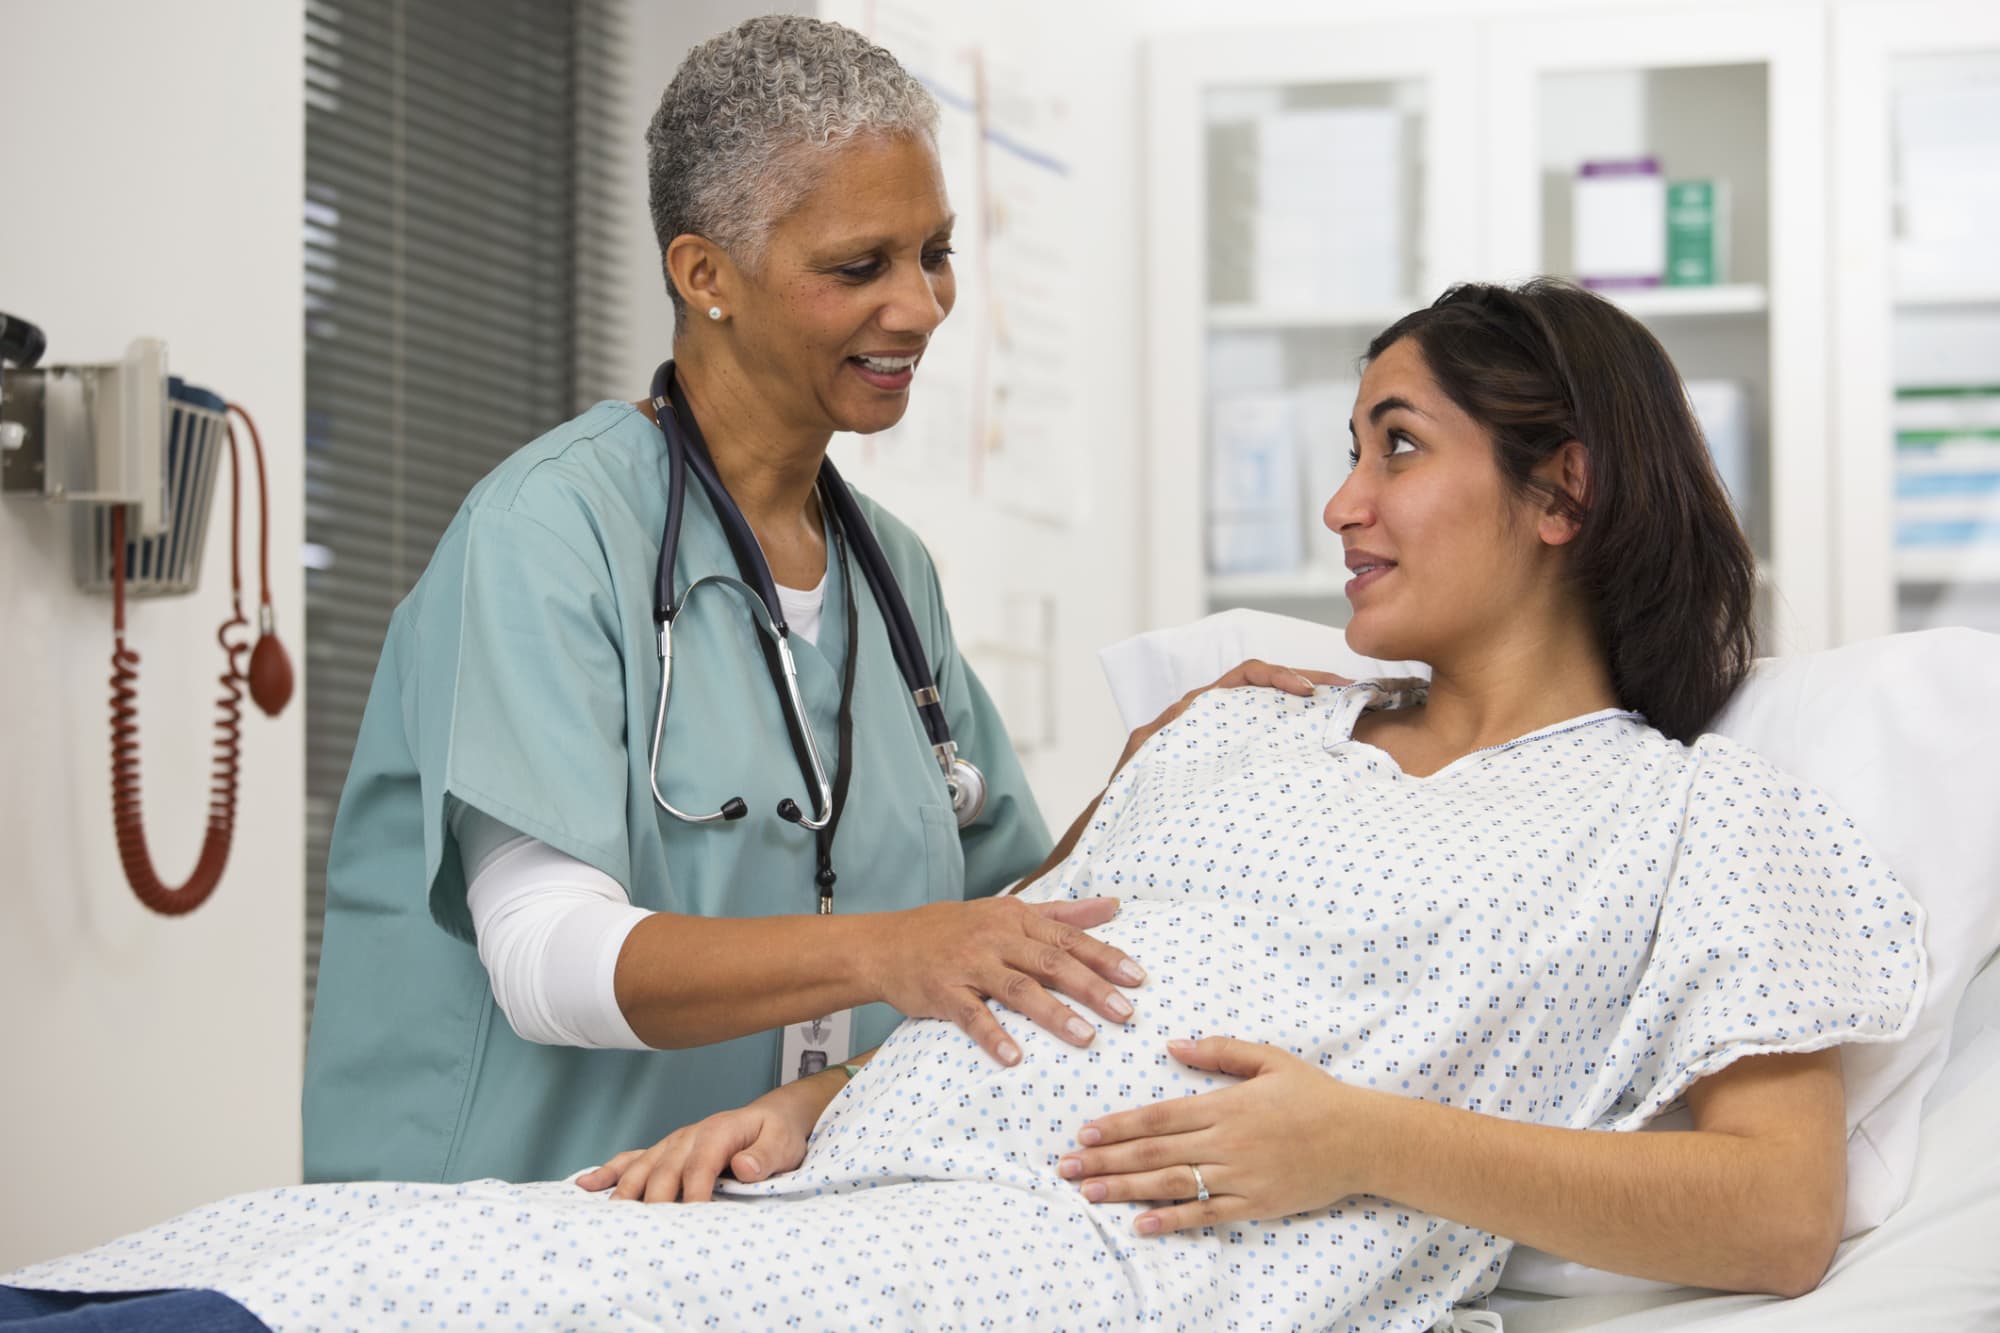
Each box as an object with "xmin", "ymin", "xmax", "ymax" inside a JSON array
[{"xmin": 1099, "ymin": 613, "xmax": 2000, "ymax": 1329}]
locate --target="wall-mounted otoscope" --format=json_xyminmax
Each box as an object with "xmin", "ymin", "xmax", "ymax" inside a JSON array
[
  {"xmin": 0, "ymin": 310, "xmax": 49, "ymax": 459},
  {"xmin": 0, "ymin": 311, "xmax": 47, "ymax": 369}
]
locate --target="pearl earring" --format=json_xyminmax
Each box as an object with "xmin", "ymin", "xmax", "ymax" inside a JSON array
[{"xmin": 707, "ymin": 306, "xmax": 723, "ymax": 322}]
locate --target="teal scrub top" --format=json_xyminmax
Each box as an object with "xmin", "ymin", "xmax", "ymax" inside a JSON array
[{"xmin": 302, "ymin": 400, "xmax": 1052, "ymax": 1184}]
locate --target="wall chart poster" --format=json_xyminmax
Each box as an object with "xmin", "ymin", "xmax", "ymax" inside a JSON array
[{"xmin": 823, "ymin": 0, "xmax": 1081, "ymax": 527}]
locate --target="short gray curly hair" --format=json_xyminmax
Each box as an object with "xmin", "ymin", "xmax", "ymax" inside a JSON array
[{"xmin": 647, "ymin": 15, "xmax": 940, "ymax": 318}]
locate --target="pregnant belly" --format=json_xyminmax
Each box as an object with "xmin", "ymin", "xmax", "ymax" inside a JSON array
[{"xmin": 737, "ymin": 898, "xmax": 1327, "ymax": 1196}]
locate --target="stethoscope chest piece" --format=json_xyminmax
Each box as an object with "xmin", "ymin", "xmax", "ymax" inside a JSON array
[{"xmin": 946, "ymin": 753, "xmax": 987, "ymax": 827}]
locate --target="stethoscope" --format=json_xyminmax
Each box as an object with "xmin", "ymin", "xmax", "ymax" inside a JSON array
[{"xmin": 645, "ymin": 361, "xmax": 987, "ymax": 909}]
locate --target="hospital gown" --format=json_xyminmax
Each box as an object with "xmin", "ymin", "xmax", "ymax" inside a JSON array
[{"xmin": 4, "ymin": 683, "xmax": 1926, "ymax": 1332}]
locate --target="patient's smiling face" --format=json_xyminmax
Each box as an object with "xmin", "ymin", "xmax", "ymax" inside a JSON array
[{"xmin": 1327, "ymin": 337, "xmax": 1565, "ymax": 667}]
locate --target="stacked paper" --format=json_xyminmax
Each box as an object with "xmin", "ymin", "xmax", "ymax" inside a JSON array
[
  {"xmin": 1294, "ymin": 378, "xmax": 1362, "ymax": 576},
  {"xmin": 1685, "ymin": 379, "xmax": 1754, "ymax": 524},
  {"xmin": 1253, "ymin": 107, "xmax": 1404, "ymax": 312},
  {"xmin": 1208, "ymin": 391, "xmax": 1303, "ymax": 575},
  {"xmin": 1894, "ymin": 388, "xmax": 2000, "ymax": 578}
]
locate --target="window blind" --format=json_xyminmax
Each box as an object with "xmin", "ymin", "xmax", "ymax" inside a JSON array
[{"xmin": 303, "ymin": 0, "xmax": 627, "ymax": 1030}]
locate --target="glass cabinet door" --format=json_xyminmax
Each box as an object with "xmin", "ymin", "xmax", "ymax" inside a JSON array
[
  {"xmin": 1201, "ymin": 77, "xmax": 1431, "ymax": 624},
  {"xmin": 1835, "ymin": 2, "xmax": 2000, "ymax": 641},
  {"xmin": 1482, "ymin": 7, "xmax": 1829, "ymax": 654},
  {"xmin": 1145, "ymin": 25, "xmax": 1480, "ymax": 633}
]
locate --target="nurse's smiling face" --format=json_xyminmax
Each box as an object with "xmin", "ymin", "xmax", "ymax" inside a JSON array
[
  {"xmin": 1327, "ymin": 337, "xmax": 1578, "ymax": 667},
  {"xmin": 730, "ymin": 132, "xmax": 957, "ymax": 439}
]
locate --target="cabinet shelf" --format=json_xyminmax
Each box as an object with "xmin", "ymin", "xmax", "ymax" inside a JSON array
[
  {"xmin": 1207, "ymin": 285, "xmax": 1772, "ymax": 330},
  {"xmin": 1597, "ymin": 284, "xmax": 1769, "ymax": 318},
  {"xmin": 1207, "ymin": 303, "xmax": 1418, "ymax": 332},
  {"xmin": 1896, "ymin": 286, "xmax": 2000, "ymax": 310},
  {"xmin": 1208, "ymin": 567, "xmax": 1348, "ymax": 602},
  {"xmin": 1898, "ymin": 548, "xmax": 2000, "ymax": 583}
]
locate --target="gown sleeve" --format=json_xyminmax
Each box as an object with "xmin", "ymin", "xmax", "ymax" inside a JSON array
[
  {"xmin": 1594, "ymin": 735, "xmax": 1928, "ymax": 1130},
  {"xmin": 406, "ymin": 504, "xmax": 636, "ymax": 939}
]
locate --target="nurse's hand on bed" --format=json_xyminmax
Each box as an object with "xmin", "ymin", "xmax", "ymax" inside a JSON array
[
  {"xmin": 1114, "ymin": 661, "xmax": 1351, "ymax": 776},
  {"xmin": 1055, "ymin": 1036, "xmax": 1373, "ymax": 1236},
  {"xmin": 576, "ymin": 1068, "xmax": 838, "ymax": 1203}
]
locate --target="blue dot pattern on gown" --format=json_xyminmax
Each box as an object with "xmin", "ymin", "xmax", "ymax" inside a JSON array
[{"xmin": 4, "ymin": 683, "xmax": 1925, "ymax": 1332}]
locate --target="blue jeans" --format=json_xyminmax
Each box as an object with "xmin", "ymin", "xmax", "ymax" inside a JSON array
[{"xmin": 0, "ymin": 1287, "xmax": 265, "ymax": 1331}]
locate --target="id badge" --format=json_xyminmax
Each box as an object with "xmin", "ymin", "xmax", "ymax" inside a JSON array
[{"xmin": 778, "ymin": 1009, "xmax": 853, "ymax": 1085}]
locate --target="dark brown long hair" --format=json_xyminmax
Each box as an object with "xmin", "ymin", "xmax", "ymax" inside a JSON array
[{"xmin": 1364, "ymin": 279, "xmax": 1756, "ymax": 742}]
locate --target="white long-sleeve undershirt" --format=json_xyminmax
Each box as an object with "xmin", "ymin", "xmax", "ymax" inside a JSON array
[
  {"xmin": 454, "ymin": 572, "xmax": 826, "ymax": 1050},
  {"xmin": 455, "ymin": 806, "xmax": 652, "ymax": 1050}
]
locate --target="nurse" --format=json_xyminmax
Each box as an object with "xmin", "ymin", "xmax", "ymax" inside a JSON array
[{"xmin": 303, "ymin": 15, "xmax": 1145, "ymax": 1184}]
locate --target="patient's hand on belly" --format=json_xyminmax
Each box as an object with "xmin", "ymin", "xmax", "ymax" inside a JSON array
[{"xmin": 1055, "ymin": 1035, "xmax": 1376, "ymax": 1237}]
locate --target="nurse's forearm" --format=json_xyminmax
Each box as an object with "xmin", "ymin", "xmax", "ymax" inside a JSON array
[
  {"xmin": 612, "ymin": 910, "xmax": 893, "ymax": 1048},
  {"xmin": 614, "ymin": 893, "xmax": 1145, "ymax": 1059}
]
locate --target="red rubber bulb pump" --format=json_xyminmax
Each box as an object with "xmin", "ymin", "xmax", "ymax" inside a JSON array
[{"xmin": 249, "ymin": 632, "xmax": 294, "ymax": 717}]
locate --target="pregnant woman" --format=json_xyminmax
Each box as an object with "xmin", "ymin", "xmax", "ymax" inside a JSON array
[{"xmin": 1, "ymin": 281, "xmax": 1924, "ymax": 1333}]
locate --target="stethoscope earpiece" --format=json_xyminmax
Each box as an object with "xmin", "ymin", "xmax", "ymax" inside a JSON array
[
  {"xmin": 721, "ymin": 797, "xmax": 749, "ymax": 821},
  {"xmin": 775, "ymin": 798, "xmax": 802, "ymax": 823}
]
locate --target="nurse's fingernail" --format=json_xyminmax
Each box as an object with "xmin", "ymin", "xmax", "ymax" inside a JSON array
[
  {"xmin": 1083, "ymin": 1182, "xmax": 1107, "ymax": 1203},
  {"xmin": 1057, "ymin": 1156, "xmax": 1082, "ymax": 1178},
  {"xmin": 1065, "ymin": 1017, "xmax": 1095, "ymax": 1045},
  {"xmin": 1136, "ymin": 1215, "xmax": 1162, "ymax": 1236},
  {"xmin": 997, "ymin": 1040, "xmax": 1022, "ymax": 1066},
  {"xmin": 1106, "ymin": 993, "xmax": 1134, "ymax": 1020},
  {"xmin": 1078, "ymin": 1126, "xmax": 1103, "ymax": 1146},
  {"xmin": 1117, "ymin": 961, "xmax": 1146, "ymax": 986}
]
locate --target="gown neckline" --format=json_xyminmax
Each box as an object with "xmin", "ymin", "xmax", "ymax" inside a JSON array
[{"xmin": 1321, "ymin": 681, "xmax": 1642, "ymax": 784}]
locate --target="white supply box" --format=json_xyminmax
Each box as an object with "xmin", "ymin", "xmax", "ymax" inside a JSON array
[{"xmin": 1573, "ymin": 156, "xmax": 1666, "ymax": 289}]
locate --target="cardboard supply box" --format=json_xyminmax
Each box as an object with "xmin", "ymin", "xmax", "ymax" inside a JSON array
[{"xmin": 1666, "ymin": 179, "xmax": 1730, "ymax": 287}]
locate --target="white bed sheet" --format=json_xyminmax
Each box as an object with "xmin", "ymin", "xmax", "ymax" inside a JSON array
[{"xmin": 1491, "ymin": 949, "xmax": 2000, "ymax": 1331}]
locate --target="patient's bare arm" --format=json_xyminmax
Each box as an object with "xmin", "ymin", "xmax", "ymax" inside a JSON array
[{"xmin": 1356, "ymin": 1048, "xmax": 1847, "ymax": 1296}]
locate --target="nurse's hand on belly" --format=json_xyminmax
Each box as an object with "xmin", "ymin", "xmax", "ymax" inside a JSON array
[{"xmin": 872, "ymin": 894, "xmax": 1147, "ymax": 1067}]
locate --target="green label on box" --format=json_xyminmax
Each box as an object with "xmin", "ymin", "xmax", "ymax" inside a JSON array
[{"xmin": 1666, "ymin": 180, "xmax": 1724, "ymax": 287}]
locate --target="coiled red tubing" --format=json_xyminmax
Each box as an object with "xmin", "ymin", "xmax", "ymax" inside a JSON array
[{"xmin": 106, "ymin": 469, "xmax": 250, "ymax": 915}]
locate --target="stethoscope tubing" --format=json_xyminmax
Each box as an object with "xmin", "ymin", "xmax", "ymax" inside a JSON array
[
  {"xmin": 646, "ymin": 359, "xmax": 983, "ymax": 831},
  {"xmin": 647, "ymin": 572, "xmax": 836, "ymax": 829}
]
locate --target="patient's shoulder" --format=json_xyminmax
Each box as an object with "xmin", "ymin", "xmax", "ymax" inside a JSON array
[{"xmin": 1686, "ymin": 730, "xmax": 1813, "ymax": 792}]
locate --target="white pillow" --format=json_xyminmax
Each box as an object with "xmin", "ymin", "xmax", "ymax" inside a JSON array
[
  {"xmin": 1706, "ymin": 628, "xmax": 2000, "ymax": 1234},
  {"xmin": 1096, "ymin": 607, "xmax": 1427, "ymax": 729},
  {"xmin": 1096, "ymin": 614, "xmax": 2000, "ymax": 1242}
]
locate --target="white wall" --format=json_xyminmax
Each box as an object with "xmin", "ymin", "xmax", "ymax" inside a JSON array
[{"xmin": 0, "ymin": 0, "xmax": 305, "ymax": 1269}]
